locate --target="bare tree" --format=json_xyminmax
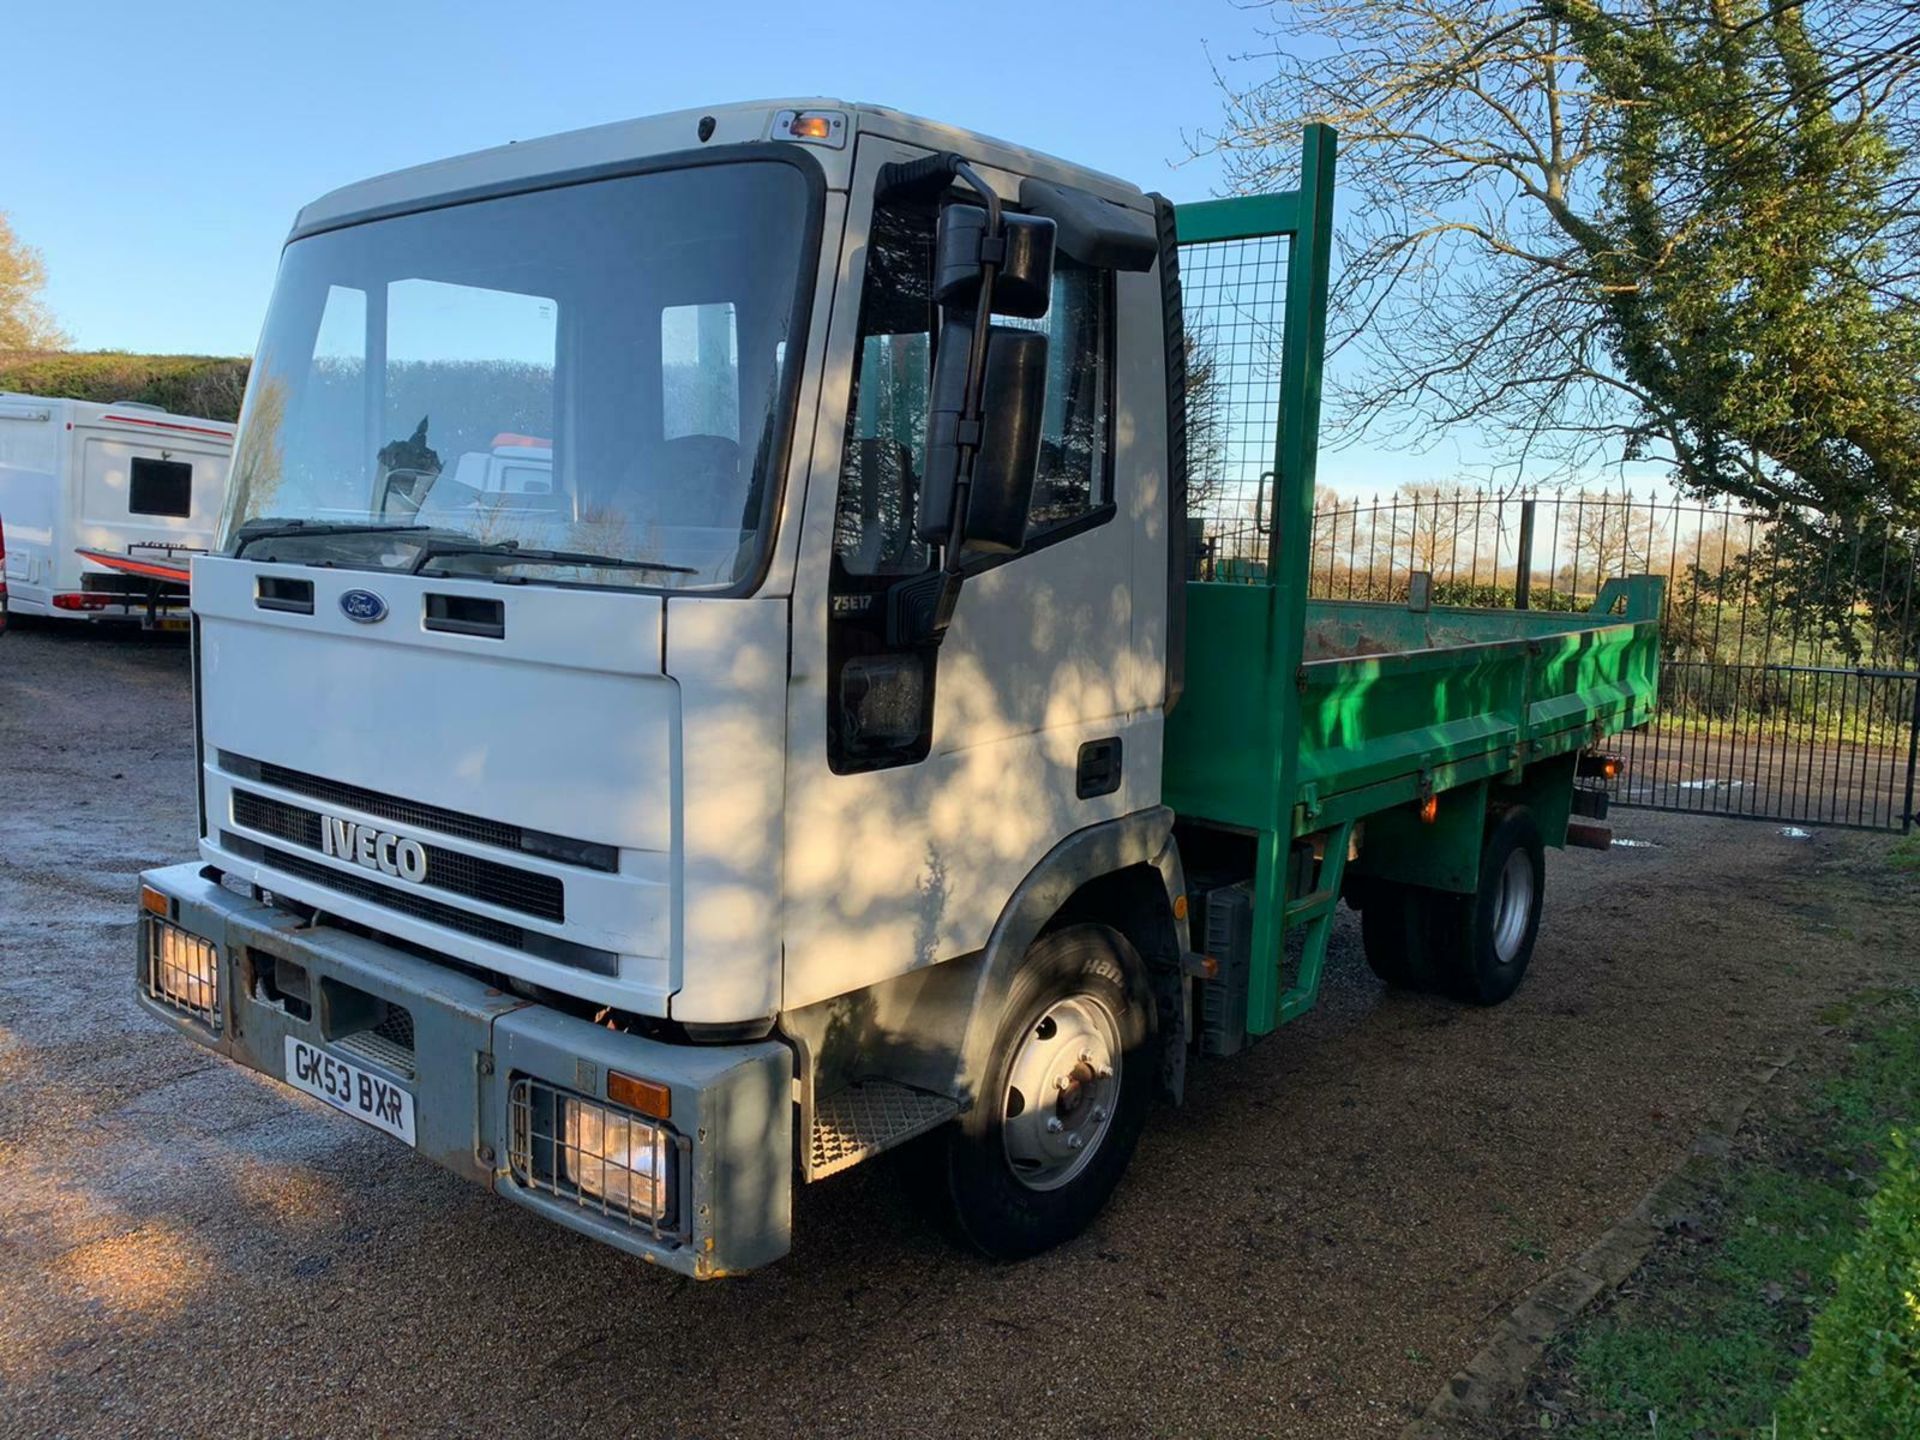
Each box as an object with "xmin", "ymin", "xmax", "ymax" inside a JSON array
[
  {"xmin": 1308, "ymin": 484, "xmax": 1350, "ymax": 579},
  {"xmin": 1554, "ymin": 489, "xmax": 1670, "ymax": 592},
  {"xmin": 1385, "ymin": 480, "xmax": 1498, "ymax": 581},
  {"xmin": 1182, "ymin": 316, "xmax": 1233, "ymax": 519}
]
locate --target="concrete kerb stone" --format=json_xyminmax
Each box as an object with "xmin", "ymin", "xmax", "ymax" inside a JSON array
[{"xmin": 1400, "ymin": 1041, "xmax": 1814, "ymax": 1439}]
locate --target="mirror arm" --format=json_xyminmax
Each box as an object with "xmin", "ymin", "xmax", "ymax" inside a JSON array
[{"xmin": 926, "ymin": 160, "xmax": 1003, "ymax": 643}]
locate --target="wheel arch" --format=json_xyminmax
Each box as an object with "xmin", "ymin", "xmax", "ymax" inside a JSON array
[
  {"xmin": 1491, "ymin": 750, "xmax": 1578, "ymax": 848},
  {"xmin": 953, "ymin": 806, "xmax": 1186, "ymax": 1107}
]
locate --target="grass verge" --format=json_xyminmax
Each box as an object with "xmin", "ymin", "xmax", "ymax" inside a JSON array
[
  {"xmin": 1515, "ymin": 987, "xmax": 1920, "ymax": 1437},
  {"xmin": 1888, "ymin": 835, "xmax": 1920, "ymax": 874}
]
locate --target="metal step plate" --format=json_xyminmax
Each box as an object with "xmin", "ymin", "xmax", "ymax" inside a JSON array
[
  {"xmin": 809, "ymin": 1081, "xmax": 958, "ymax": 1179},
  {"xmin": 332, "ymin": 1028, "xmax": 416, "ymax": 1079}
]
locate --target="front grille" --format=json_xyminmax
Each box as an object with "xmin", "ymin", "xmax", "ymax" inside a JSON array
[
  {"xmin": 218, "ymin": 752, "xmax": 617, "ymax": 873},
  {"xmin": 218, "ymin": 831, "xmax": 618, "ymax": 977},
  {"xmin": 508, "ymin": 1077, "xmax": 689, "ymax": 1243},
  {"xmin": 223, "ymin": 830, "xmax": 523, "ymax": 946},
  {"xmin": 231, "ymin": 790, "xmax": 565, "ymax": 923}
]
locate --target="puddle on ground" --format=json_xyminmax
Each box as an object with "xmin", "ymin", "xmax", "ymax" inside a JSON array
[
  {"xmin": 1610, "ymin": 837, "xmax": 1661, "ymax": 848},
  {"xmin": 1779, "ymin": 826, "xmax": 1813, "ymax": 839},
  {"xmin": 1678, "ymin": 778, "xmax": 1747, "ymax": 792}
]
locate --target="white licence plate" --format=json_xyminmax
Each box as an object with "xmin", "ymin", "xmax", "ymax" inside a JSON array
[{"xmin": 283, "ymin": 1036, "xmax": 416, "ymax": 1145}]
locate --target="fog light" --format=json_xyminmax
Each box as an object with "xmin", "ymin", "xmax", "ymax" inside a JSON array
[
  {"xmin": 143, "ymin": 917, "xmax": 220, "ymax": 1025},
  {"xmin": 559, "ymin": 1095, "xmax": 668, "ymax": 1220}
]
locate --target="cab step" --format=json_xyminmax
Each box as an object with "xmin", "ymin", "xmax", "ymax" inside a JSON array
[{"xmin": 808, "ymin": 1081, "xmax": 959, "ymax": 1179}]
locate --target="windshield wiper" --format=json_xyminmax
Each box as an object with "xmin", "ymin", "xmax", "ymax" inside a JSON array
[
  {"xmin": 407, "ymin": 538, "xmax": 697, "ymax": 577},
  {"xmin": 233, "ymin": 520, "xmax": 432, "ymax": 556}
]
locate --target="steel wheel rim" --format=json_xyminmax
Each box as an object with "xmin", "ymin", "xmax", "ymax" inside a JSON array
[
  {"xmin": 1491, "ymin": 848, "xmax": 1535, "ymax": 963},
  {"xmin": 1001, "ymin": 993, "xmax": 1122, "ymax": 1192}
]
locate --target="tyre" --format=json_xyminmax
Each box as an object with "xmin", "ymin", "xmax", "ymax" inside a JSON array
[
  {"xmin": 1358, "ymin": 878, "xmax": 1443, "ymax": 990},
  {"xmin": 1433, "ymin": 806, "xmax": 1545, "ymax": 1006},
  {"xmin": 944, "ymin": 924, "xmax": 1155, "ymax": 1260}
]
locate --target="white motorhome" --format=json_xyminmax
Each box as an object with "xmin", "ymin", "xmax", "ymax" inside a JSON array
[{"xmin": 0, "ymin": 394, "xmax": 233, "ymax": 624}]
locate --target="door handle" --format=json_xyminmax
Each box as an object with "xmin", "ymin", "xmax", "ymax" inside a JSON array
[{"xmin": 1076, "ymin": 737, "xmax": 1123, "ymax": 799}]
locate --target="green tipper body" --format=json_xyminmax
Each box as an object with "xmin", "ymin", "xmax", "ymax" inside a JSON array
[{"xmin": 1164, "ymin": 133, "xmax": 1663, "ymax": 1037}]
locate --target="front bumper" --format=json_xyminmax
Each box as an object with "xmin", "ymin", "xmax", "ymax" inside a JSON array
[{"xmin": 135, "ymin": 862, "xmax": 792, "ymax": 1278}]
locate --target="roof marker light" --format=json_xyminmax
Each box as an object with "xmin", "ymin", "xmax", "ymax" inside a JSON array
[{"xmin": 772, "ymin": 109, "xmax": 847, "ymax": 149}]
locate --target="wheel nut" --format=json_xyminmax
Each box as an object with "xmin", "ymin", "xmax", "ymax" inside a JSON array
[
  {"xmin": 1092, "ymin": 1106, "xmax": 1108, "ymax": 1122},
  {"xmin": 1067, "ymin": 1134, "xmax": 1085, "ymax": 1150},
  {"xmin": 1055, "ymin": 1075, "xmax": 1073, "ymax": 1092},
  {"xmin": 1046, "ymin": 1118, "xmax": 1064, "ymax": 1133}
]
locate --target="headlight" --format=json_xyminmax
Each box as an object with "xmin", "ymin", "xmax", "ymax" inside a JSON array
[
  {"xmin": 509, "ymin": 1078, "xmax": 676, "ymax": 1232},
  {"xmin": 560, "ymin": 1095, "xmax": 669, "ymax": 1218},
  {"xmin": 143, "ymin": 916, "xmax": 220, "ymax": 1025}
]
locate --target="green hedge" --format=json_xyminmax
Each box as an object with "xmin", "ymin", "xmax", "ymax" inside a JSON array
[
  {"xmin": 1781, "ymin": 1128, "xmax": 1920, "ymax": 1437},
  {"xmin": 0, "ymin": 351, "xmax": 250, "ymax": 422}
]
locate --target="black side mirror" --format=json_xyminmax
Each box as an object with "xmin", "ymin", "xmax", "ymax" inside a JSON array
[
  {"xmin": 933, "ymin": 205, "xmax": 1055, "ymax": 318},
  {"xmin": 959, "ymin": 327, "xmax": 1046, "ymax": 553},
  {"xmin": 889, "ymin": 162, "xmax": 1061, "ymax": 647},
  {"xmin": 919, "ymin": 320, "xmax": 1047, "ymax": 552}
]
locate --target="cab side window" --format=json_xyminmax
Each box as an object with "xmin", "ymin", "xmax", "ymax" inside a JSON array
[
  {"xmin": 1001, "ymin": 259, "xmax": 1111, "ymax": 532},
  {"xmin": 832, "ymin": 196, "xmax": 1112, "ymax": 578},
  {"xmin": 833, "ymin": 197, "xmax": 937, "ymax": 577}
]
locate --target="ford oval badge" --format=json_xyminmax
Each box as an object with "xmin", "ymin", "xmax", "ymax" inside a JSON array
[{"xmin": 340, "ymin": 588, "xmax": 389, "ymax": 624}]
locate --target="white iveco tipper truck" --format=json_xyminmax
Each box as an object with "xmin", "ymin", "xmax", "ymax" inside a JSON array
[{"xmin": 137, "ymin": 99, "xmax": 1659, "ymax": 1277}]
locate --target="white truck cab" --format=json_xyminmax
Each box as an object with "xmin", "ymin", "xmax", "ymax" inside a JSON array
[{"xmin": 136, "ymin": 99, "xmax": 1202, "ymax": 1275}]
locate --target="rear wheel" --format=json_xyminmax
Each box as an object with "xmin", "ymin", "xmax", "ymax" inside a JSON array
[
  {"xmin": 1433, "ymin": 806, "xmax": 1545, "ymax": 1005},
  {"xmin": 1359, "ymin": 879, "xmax": 1446, "ymax": 990},
  {"xmin": 944, "ymin": 924, "xmax": 1155, "ymax": 1260}
]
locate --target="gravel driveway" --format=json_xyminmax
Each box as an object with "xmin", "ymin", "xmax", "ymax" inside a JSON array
[{"xmin": 1, "ymin": 621, "xmax": 1909, "ymax": 1439}]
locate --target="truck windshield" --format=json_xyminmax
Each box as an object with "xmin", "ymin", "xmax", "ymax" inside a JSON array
[{"xmin": 221, "ymin": 158, "xmax": 814, "ymax": 590}]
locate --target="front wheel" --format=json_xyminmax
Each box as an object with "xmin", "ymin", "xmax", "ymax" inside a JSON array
[{"xmin": 944, "ymin": 924, "xmax": 1155, "ymax": 1260}]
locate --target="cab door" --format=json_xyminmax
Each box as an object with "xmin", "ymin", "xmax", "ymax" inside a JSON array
[{"xmin": 781, "ymin": 136, "xmax": 1164, "ymax": 1011}]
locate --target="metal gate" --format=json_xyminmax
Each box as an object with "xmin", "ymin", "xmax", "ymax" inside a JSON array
[{"xmin": 1300, "ymin": 491, "xmax": 1920, "ymax": 833}]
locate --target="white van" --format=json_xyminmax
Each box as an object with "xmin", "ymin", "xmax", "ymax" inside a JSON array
[{"xmin": 0, "ymin": 394, "xmax": 234, "ymax": 625}]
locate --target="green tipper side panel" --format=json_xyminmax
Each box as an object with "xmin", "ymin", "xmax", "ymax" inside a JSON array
[{"xmin": 1163, "ymin": 136, "xmax": 1664, "ymax": 1037}]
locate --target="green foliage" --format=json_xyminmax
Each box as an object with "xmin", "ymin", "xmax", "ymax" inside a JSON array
[
  {"xmin": 1559, "ymin": 1163, "xmax": 1856, "ymax": 1437},
  {"xmin": 1544, "ymin": 991, "xmax": 1920, "ymax": 1437},
  {"xmin": 1550, "ymin": 0, "xmax": 1920, "ymax": 523},
  {"xmin": 1216, "ymin": 1, "xmax": 1916, "ymax": 522},
  {"xmin": 1430, "ymin": 580, "xmax": 1586, "ymax": 612},
  {"xmin": 1780, "ymin": 1131, "xmax": 1920, "ymax": 1438},
  {"xmin": 0, "ymin": 350, "xmax": 249, "ymax": 421}
]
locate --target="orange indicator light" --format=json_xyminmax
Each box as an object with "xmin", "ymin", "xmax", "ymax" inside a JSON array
[{"xmin": 607, "ymin": 1071, "xmax": 671, "ymax": 1120}]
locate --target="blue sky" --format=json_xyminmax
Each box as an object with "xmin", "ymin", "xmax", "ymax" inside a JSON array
[
  {"xmin": 0, "ymin": 0, "xmax": 1523, "ymax": 496},
  {"xmin": 5, "ymin": 0, "xmax": 1244, "ymax": 355}
]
